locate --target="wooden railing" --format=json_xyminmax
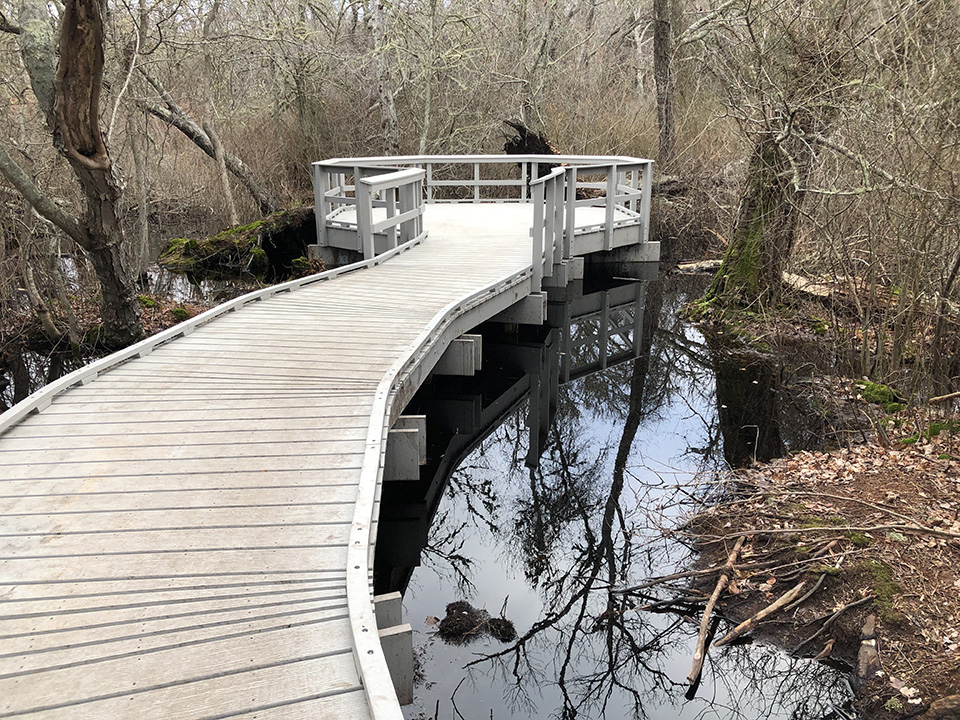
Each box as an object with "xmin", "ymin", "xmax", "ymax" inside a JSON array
[
  {"xmin": 356, "ymin": 168, "xmax": 426, "ymax": 260},
  {"xmin": 312, "ymin": 154, "xmax": 654, "ymax": 286}
]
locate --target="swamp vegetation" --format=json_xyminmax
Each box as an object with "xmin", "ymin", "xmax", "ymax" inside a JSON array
[{"xmin": 1, "ymin": 0, "xmax": 960, "ymax": 716}]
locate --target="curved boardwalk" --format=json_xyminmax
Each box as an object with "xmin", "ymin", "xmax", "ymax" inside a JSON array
[{"xmin": 0, "ymin": 156, "xmax": 654, "ymax": 719}]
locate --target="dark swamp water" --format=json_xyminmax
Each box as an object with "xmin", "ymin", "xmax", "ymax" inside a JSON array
[
  {"xmin": 0, "ymin": 268, "xmax": 858, "ymax": 719},
  {"xmin": 377, "ymin": 272, "xmax": 858, "ymax": 720}
]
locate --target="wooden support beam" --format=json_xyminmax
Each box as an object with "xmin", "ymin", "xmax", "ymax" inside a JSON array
[
  {"xmin": 379, "ymin": 624, "xmax": 414, "ymax": 705},
  {"xmin": 432, "ymin": 334, "xmax": 482, "ymax": 376},
  {"xmin": 374, "ymin": 592, "xmax": 403, "ymax": 629},
  {"xmin": 492, "ymin": 292, "xmax": 546, "ymax": 325},
  {"xmin": 541, "ymin": 261, "xmax": 569, "ymax": 289},
  {"xmin": 392, "ymin": 415, "xmax": 426, "ymax": 464},
  {"xmin": 568, "ymin": 257, "xmax": 585, "ymax": 280},
  {"xmin": 384, "ymin": 427, "xmax": 421, "ymax": 481}
]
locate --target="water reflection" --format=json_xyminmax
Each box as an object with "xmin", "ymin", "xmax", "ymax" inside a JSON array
[
  {"xmin": 390, "ymin": 273, "xmax": 855, "ymax": 719},
  {"xmin": 0, "ymin": 349, "xmax": 90, "ymax": 410}
]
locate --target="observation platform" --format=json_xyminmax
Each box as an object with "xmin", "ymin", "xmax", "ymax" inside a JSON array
[{"xmin": 0, "ymin": 155, "xmax": 656, "ymax": 719}]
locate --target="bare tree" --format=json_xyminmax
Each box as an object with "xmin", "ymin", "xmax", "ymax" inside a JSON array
[{"xmin": 0, "ymin": 0, "xmax": 141, "ymax": 347}]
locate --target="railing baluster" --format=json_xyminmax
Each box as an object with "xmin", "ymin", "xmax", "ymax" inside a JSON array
[
  {"xmin": 553, "ymin": 175, "xmax": 564, "ymax": 266},
  {"xmin": 630, "ymin": 168, "xmax": 640, "ymax": 213},
  {"xmin": 564, "ymin": 167, "xmax": 577, "ymax": 259},
  {"xmin": 473, "ymin": 163, "xmax": 480, "ymax": 202},
  {"xmin": 385, "ymin": 187, "xmax": 397, "ymax": 249},
  {"xmin": 604, "ymin": 165, "xmax": 617, "ymax": 251},
  {"xmin": 426, "ymin": 163, "xmax": 433, "ymax": 203},
  {"xmin": 543, "ymin": 180, "xmax": 555, "ymax": 278}
]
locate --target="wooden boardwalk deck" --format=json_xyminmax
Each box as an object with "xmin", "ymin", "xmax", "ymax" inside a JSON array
[{"xmin": 0, "ymin": 156, "xmax": 655, "ymax": 719}]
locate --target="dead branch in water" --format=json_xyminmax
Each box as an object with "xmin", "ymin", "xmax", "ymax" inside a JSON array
[{"xmin": 687, "ymin": 535, "xmax": 745, "ymax": 684}]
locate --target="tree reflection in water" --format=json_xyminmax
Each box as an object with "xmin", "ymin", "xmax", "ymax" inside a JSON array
[{"xmin": 402, "ymin": 275, "xmax": 853, "ymax": 720}]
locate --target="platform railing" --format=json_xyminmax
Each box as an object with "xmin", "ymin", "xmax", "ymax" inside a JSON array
[
  {"xmin": 355, "ymin": 168, "xmax": 426, "ymax": 260},
  {"xmin": 530, "ymin": 166, "xmax": 567, "ymax": 289},
  {"xmin": 312, "ymin": 154, "xmax": 654, "ymax": 285}
]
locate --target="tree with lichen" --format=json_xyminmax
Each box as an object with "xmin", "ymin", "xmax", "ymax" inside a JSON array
[
  {"xmin": 697, "ymin": 0, "xmax": 856, "ymax": 309},
  {"xmin": 0, "ymin": 0, "xmax": 141, "ymax": 347},
  {"xmin": 698, "ymin": 0, "xmax": 928, "ymax": 310}
]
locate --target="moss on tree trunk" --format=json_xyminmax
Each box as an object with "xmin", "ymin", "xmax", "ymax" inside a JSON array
[{"xmin": 704, "ymin": 133, "xmax": 809, "ymax": 310}]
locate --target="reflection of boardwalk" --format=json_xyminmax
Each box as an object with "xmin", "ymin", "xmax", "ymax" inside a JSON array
[{"xmin": 0, "ymin": 155, "xmax": 655, "ymax": 719}]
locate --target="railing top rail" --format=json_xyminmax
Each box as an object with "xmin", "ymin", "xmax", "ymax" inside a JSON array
[
  {"xmin": 359, "ymin": 168, "xmax": 425, "ymax": 191},
  {"xmin": 528, "ymin": 165, "xmax": 567, "ymax": 187},
  {"xmin": 314, "ymin": 154, "xmax": 652, "ymax": 168}
]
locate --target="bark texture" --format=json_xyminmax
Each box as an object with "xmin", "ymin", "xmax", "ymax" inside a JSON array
[
  {"xmin": 52, "ymin": 0, "xmax": 141, "ymax": 347},
  {"xmin": 652, "ymin": 0, "xmax": 675, "ymax": 168},
  {"xmin": 704, "ymin": 132, "xmax": 809, "ymax": 306},
  {"xmin": 370, "ymin": 0, "xmax": 401, "ymax": 155}
]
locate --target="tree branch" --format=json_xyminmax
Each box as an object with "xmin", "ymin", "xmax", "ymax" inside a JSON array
[
  {"xmin": 0, "ymin": 10, "xmax": 22, "ymax": 33},
  {"xmin": 0, "ymin": 143, "xmax": 84, "ymax": 242},
  {"xmin": 135, "ymin": 68, "xmax": 277, "ymax": 215},
  {"xmin": 676, "ymin": 0, "xmax": 738, "ymax": 48}
]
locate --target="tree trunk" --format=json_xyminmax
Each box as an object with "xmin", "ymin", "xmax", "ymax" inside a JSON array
[
  {"xmin": 704, "ymin": 133, "xmax": 809, "ymax": 307},
  {"xmin": 652, "ymin": 0, "xmax": 675, "ymax": 168},
  {"xmin": 55, "ymin": 0, "xmax": 142, "ymax": 347},
  {"xmin": 370, "ymin": 0, "xmax": 401, "ymax": 155}
]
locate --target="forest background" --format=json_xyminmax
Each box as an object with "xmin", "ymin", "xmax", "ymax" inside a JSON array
[{"xmin": 0, "ymin": 0, "xmax": 958, "ymax": 398}]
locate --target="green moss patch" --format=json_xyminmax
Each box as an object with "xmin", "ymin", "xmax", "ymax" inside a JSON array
[
  {"xmin": 157, "ymin": 208, "xmax": 313, "ymax": 280},
  {"xmin": 855, "ymin": 381, "xmax": 903, "ymax": 406}
]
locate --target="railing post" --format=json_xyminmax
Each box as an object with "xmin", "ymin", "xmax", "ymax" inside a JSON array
[
  {"xmin": 426, "ymin": 163, "xmax": 433, "ymax": 203},
  {"xmin": 417, "ymin": 179, "xmax": 424, "ymax": 237},
  {"xmin": 630, "ymin": 167, "xmax": 640, "ymax": 213},
  {"xmin": 553, "ymin": 174, "xmax": 564, "ymax": 265},
  {"xmin": 521, "ymin": 162, "xmax": 528, "ymax": 201},
  {"xmin": 543, "ymin": 179, "xmax": 555, "ymax": 279},
  {"xmin": 357, "ymin": 179, "xmax": 374, "ymax": 260},
  {"xmin": 604, "ymin": 164, "xmax": 617, "ymax": 251},
  {"xmin": 398, "ymin": 182, "xmax": 412, "ymax": 244},
  {"xmin": 532, "ymin": 181, "xmax": 544, "ymax": 291},
  {"xmin": 385, "ymin": 187, "xmax": 397, "ymax": 250},
  {"xmin": 564, "ymin": 166, "xmax": 576, "ymax": 258},
  {"xmin": 473, "ymin": 162, "xmax": 480, "ymax": 202},
  {"xmin": 641, "ymin": 161, "xmax": 654, "ymax": 244},
  {"xmin": 312, "ymin": 164, "xmax": 329, "ymax": 248}
]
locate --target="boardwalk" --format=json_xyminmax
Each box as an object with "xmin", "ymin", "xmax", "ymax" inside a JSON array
[{"xmin": 0, "ymin": 155, "xmax": 655, "ymax": 719}]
